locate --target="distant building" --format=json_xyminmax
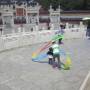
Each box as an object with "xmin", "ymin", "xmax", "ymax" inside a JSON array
[
  {"xmin": 61, "ymin": 10, "xmax": 90, "ymax": 24},
  {"xmin": 0, "ymin": 1, "xmax": 90, "ymax": 31}
]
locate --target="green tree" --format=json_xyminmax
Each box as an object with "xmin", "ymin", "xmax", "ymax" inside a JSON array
[
  {"xmin": 36, "ymin": 0, "xmax": 51, "ymax": 9},
  {"xmin": 35, "ymin": 0, "xmax": 90, "ymax": 10}
]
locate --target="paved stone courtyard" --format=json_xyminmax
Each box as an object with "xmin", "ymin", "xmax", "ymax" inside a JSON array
[{"xmin": 0, "ymin": 39, "xmax": 90, "ymax": 90}]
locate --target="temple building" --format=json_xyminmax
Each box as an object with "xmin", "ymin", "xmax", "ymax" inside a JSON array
[{"xmin": 0, "ymin": 1, "xmax": 90, "ymax": 34}]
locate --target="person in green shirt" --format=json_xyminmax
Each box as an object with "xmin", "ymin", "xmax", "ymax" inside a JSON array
[{"xmin": 51, "ymin": 41, "xmax": 61, "ymax": 69}]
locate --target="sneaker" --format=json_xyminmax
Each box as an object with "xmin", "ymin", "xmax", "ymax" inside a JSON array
[{"xmin": 52, "ymin": 65, "xmax": 57, "ymax": 68}]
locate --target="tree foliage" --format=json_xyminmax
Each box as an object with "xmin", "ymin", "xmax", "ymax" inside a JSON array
[
  {"xmin": 0, "ymin": 0, "xmax": 90, "ymax": 10},
  {"xmin": 36, "ymin": 0, "xmax": 90, "ymax": 10}
]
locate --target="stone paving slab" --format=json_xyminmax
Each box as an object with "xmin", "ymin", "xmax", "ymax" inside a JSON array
[
  {"xmin": 0, "ymin": 39, "xmax": 90, "ymax": 90},
  {"xmin": 84, "ymin": 78, "xmax": 90, "ymax": 90}
]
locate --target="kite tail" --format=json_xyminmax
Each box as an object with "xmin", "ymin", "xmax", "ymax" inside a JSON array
[{"xmin": 64, "ymin": 54, "xmax": 72, "ymax": 70}]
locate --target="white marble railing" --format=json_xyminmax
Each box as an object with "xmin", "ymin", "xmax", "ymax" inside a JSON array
[{"xmin": 0, "ymin": 27, "xmax": 86, "ymax": 52}]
